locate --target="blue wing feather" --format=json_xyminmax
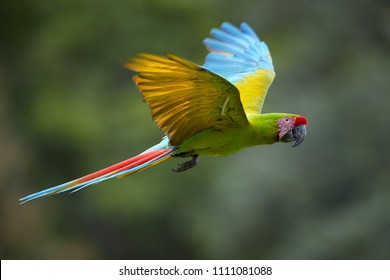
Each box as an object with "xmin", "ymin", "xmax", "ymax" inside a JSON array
[
  {"xmin": 203, "ymin": 38, "xmax": 244, "ymax": 55},
  {"xmin": 210, "ymin": 29, "xmax": 249, "ymax": 49},
  {"xmin": 203, "ymin": 22, "xmax": 274, "ymax": 84}
]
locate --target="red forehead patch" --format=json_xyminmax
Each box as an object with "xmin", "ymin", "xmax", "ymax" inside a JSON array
[{"xmin": 295, "ymin": 116, "xmax": 308, "ymax": 126}]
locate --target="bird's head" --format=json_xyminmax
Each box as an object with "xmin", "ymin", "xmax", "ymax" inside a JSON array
[{"xmin": 278, "ymin": 115, "xmax": 308, "ymax": 147}]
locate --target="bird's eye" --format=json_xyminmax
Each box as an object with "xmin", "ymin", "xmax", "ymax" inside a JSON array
[{"xmin": 284, "ymin": 117, "xmax": 290, "ymax": 122}]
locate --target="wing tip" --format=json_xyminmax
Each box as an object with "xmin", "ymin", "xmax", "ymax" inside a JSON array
[{"xmin": 203, "ymin": 21, "xmax": 275, "ymax": 84}]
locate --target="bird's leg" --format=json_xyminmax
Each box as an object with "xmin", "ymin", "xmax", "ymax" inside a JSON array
[{"xmin": 172, "ymin": 154, "xmax": 199, "ymax": 172}]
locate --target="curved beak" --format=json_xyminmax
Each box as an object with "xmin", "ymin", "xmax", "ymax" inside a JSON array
[
  {"xmin": 292, "ymin": 125, "xmax": 307, "ymax": 147},
  {"xmin": 281, "ymin": 125, "xmax": 307, "ymax": 147}
]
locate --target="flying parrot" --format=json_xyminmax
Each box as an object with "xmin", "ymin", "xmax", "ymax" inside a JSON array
[{"xmin": 20, "ymin": 22, "xmax": 307, "ymax": 203}]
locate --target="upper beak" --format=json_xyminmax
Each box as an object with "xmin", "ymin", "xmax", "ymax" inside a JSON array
[
  {"xmin": 281, "ymin": 125, "xmax": 307, "ymax": 147},
  {"xmin": 291, "ymin": 125, "xmax": 307, "ymax": 147}
]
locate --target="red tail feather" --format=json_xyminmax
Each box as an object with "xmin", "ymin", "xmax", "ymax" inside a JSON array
[
  {"xmin": 72, "ymin": 148, "xmax": 172, "ymax": 185},
  {"xmin": 19, "ymin": 146, "xmax": 174, "ymax": 203}
]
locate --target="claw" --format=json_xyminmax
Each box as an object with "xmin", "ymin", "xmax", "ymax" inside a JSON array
[{"xmin": 172, "ymin": 155, "xmax": 199, "ymax": 172}]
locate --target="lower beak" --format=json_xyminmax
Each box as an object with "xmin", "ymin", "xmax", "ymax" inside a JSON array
[{"xmin": 281, "ymin": 125, "xmax": 307, "ymax": 147}]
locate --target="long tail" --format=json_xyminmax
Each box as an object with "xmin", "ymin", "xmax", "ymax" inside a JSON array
[{"xmin": 20, "ymin": 137, "xmax": 176, "ymax": 203}]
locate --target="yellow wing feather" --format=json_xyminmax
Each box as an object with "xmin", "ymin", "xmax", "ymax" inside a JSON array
[
  {"xmin": 125, "ymin": 54, "xmax": 249, "ymax": 146},
  {"xmin": 234, "ymin": 69, "xmax": 275, "ymax": 116}
]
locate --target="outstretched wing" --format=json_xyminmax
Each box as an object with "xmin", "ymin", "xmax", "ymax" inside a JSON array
[
  {"xmin": 125, "ymin": 54, "xmax": 248, "ymax": 146},
  {"xmin": 203, "ymin": 22, "xmax": 276, "ymax": 116}
]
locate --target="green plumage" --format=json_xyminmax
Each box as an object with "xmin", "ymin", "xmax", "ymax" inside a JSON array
[{"xmin": 177, "ymin": 113, "xmax": 300, "ymax": 156}]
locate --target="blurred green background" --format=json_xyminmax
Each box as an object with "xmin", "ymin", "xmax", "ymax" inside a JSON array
[{"xmin": 1, "ymin": 0, "xmax": 389, "ymax": 259}]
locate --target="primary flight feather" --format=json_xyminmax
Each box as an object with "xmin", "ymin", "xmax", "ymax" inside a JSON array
[{"xmin": 20, "ymin": 22, "xmax": 307, "ymax": 203}]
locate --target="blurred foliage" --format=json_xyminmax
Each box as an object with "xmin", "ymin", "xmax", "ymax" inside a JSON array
[{"xmin": 1, "ymin": 0, "xmax": 389, "ymax": 259}]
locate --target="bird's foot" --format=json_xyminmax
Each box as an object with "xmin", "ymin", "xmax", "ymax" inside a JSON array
[{"xmin": 172, "ymin": 154, "xmax": 199, "ymax": 172}]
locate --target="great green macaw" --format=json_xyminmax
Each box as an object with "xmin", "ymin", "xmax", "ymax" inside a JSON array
[{"xmin": 20, "ymin": 22, "xmax": 307, "ymax": 203}]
